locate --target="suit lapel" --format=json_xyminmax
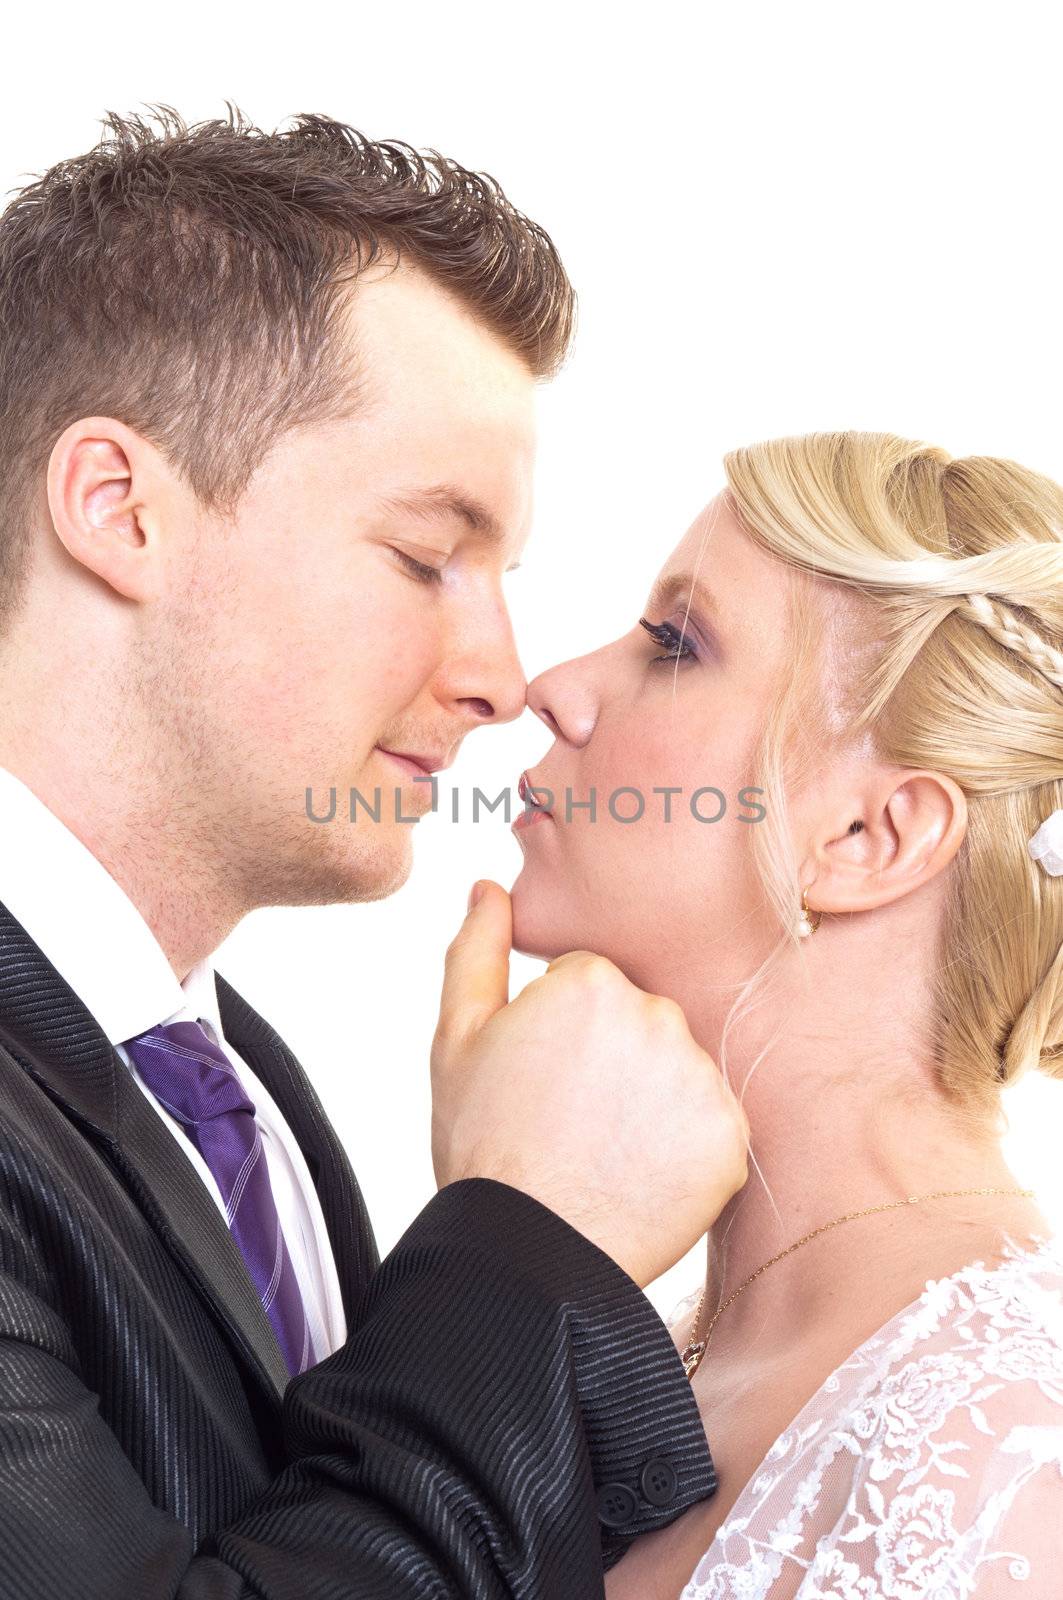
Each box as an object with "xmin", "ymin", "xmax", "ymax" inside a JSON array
[
  {"xmin": 215, "ymin": 973, "xmax": 380, "ymax": 1324},
  {"xmin": 0, "ymin": 899, "xmax": 290, "ymax": 1403}
]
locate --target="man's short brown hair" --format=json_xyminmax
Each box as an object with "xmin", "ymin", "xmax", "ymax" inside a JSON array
[{"xmin": 0, "ymin": 103, "xmax": 576, "ymax": 623}]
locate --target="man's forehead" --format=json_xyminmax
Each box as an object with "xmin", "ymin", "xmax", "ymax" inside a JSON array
[{"xmin": 341, "ymin": 260, "xmax": 534, "ymax": 398}]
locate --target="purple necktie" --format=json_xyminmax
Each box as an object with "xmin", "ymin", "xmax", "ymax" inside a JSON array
[{"xmin": 122, "ymin": 1018, "xmax": 315, "ymax": 1377}]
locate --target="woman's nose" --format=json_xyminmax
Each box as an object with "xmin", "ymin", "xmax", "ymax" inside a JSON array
[{"xmin": 525, "ymin": 654, "xmax": 600, "ymax": 747}]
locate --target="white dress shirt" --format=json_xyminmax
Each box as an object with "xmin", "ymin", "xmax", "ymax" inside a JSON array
[{"xmin": 0, "ymin": 764, "xmax": 347, "ymax": 1361}]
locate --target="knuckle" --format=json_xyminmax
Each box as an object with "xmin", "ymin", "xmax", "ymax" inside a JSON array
[
  {"xmin": 439, "ymin": 955, "xmax": 463, "ymax": 995},
  {"xmin": 556, "ymin": 951, "xmax": 614, "ymax": 990},
  {"xmin": 730, "ymin": 1106, "xmax": 751, "ymax": 1159},
  {"xmin": 648, "ymin": 993, "xmax": 686, "ymax": 1029},
  {"xmin": 432, "ymin": 1017, "xmax": 457, "ymax": 1056},
  {"xmin": 432, "ymin": 1009, "xmax": 466, "ymax": 1055},
  {"xmin": 579, "ymin": 952, "xmax": 615, "ymax": 984}
]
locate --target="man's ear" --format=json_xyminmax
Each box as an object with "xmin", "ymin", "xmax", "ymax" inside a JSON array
[
  {"xmin": 45, "ymin": 416, "xmax": 164, "ymax": 602},
  {"xmin": 801, "ymin": 769, "xmax": 968, "ymax": 916}
]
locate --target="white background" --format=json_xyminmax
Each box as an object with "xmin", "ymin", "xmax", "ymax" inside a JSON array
[{"xmin": 2, "ymin": 2, "xmax": 1061, "ymax": 1316}]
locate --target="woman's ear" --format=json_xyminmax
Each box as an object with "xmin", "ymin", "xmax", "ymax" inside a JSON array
[
  {"xmin": 802, "ymin": 769, "xmax": 968, "ymax": 917},
  {"xmin": 45, "ymin": 416, "xmax": 163, "ymax": 603}
]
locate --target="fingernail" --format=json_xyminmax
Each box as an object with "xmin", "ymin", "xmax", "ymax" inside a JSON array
[{"xmin": 467, "ymin": 881, "xmax": 485, "ymax": 912}]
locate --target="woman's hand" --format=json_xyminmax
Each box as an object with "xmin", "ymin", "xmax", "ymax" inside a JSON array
[{"xmin": 431, "ymin": 880, "xmax": 750, "ymax": 1288}]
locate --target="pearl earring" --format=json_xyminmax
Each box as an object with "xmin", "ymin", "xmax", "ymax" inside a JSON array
[{"xmin": 797, "ymin": 886, "xmax": 822, "ymax": 938}]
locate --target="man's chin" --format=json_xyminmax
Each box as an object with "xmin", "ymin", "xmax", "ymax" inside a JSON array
[
  {"xmin": 295, "ymin": 827, "xmax": 415, "ymax": 907},
  {"xmin": 350, "ymin": 834, "xmax": 415, "ymax": 902}
]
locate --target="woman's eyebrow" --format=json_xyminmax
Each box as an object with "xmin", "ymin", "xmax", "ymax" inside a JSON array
[{"xmin": 644, "ymin": 572, "xmax": 723, "ymax": 634}]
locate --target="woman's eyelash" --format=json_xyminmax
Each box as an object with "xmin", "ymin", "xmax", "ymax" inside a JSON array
[
  {"xmin": 638, "ymin": 616, "xmax": 697, "ymax": 663},
  {"xmin": 394, "ymin": 549, "xmax": 444, "ymax": 585}
]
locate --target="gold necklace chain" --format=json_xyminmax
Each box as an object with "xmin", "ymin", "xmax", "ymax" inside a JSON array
[{"xmin": 680, "ymin": 1186, "xmax": 1036, "ymax": 1380}]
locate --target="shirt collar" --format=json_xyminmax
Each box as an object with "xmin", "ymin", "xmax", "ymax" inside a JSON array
[{"xmin": 0, "ymin": 764, "xmax": 222, "ymax": 1046}]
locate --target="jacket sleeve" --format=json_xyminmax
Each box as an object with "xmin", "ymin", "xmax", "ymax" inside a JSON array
[{"xmin": 0, "ymin": 1177, "xmax": 717, "ymax": 1600}]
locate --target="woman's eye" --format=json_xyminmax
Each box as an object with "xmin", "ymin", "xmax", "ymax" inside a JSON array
[
  {"xmin": 394, "ymin": 549, "xmax": 445, "ymax": 585},
  {"xmin": 638, "ymin": 616, "xmax": 697, "ymax": 664}
]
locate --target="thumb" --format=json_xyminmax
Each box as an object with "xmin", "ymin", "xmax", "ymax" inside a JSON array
[{"xmin": 436, "ymin": 880, "xmax": 512, "ymax": 1046}]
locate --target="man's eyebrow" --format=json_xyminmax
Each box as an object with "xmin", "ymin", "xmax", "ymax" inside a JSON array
[
  {"xmin": 380, "ymin": 484, "xmax": 505, "ymax": 544},
  {"xmin": 644, "ymin": 572, "xmax": 723, "ymax": 633}
]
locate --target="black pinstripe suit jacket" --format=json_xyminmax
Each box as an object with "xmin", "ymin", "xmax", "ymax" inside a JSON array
[{"xmin": 0, "ymin": 899, "xmax": 717, "ymax": 1598}]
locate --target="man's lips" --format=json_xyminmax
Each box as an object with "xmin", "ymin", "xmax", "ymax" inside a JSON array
[{"xmin": 376, "ymin": 747, "xmax": 449, "ymax": 777}]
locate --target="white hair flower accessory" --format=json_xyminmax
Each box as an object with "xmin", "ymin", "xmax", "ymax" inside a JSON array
[{"xmin": 1028, "ymin": 808, "xmax": 1063, "ymax": 876}]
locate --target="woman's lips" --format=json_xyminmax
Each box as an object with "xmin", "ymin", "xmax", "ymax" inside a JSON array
[
  {"xmin": 514, "ymin": 769, "xmax": 554, "ymax": 832},
  {"xmin": 518, "ymin": 770, "xmax": 553, "ymax": 811},
  {"xmin": 512, "ymin": 807, "xmax": 552, "ymax": 833}
]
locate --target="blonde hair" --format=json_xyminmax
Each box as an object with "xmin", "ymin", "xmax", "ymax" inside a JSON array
[{"xmin": 717, "ymin": 432, "xmax": 1063, "ymax": 1138}]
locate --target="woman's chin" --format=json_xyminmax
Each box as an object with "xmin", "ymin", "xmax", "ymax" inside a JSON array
[
  {"xmin": 509, "ymin": 876, "xmax": 573, "ymax": 962},
  {"xmin": 510, "ymin": 914, "xmax": 567, "ymax": 963}
]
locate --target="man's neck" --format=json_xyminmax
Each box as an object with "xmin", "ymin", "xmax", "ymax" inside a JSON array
[{"xmin": 0, "ymin": 741, "xmax": 240, "ymax": 982}]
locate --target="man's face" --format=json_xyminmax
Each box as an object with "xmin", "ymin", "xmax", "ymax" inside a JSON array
[{"xmin": 153, "ymin": 262, "xmax": 535, "ymax": 907}]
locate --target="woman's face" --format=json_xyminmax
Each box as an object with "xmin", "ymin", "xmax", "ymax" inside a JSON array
[{"xmin": 511, "ymin": 490, "xmax": 803, "ymax": 1007}]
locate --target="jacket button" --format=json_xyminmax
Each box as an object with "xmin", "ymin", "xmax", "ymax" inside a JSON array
[
  {"xmin": 640, "ymin": 1456, "xmax": 679, "ymax": 1507},
  {"xmin": 596, "ymin": 1481, "xmax": 639, "ymax": 1527}
]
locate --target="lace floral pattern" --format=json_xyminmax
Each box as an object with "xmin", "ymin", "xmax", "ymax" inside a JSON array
[{"xmin": 675, "ymin": 1233, "xmax": 1063, "ymax": 1598}]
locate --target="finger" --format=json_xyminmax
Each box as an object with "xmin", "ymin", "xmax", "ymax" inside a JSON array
[{"xmin": 436, "ymin": 879, "xmax": 512, "ymax": 1045}]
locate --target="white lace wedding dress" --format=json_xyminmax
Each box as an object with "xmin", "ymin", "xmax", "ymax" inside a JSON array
[{"xmin": 669, "ymin": 1231, "xmax": 1063, "ymax": 1598}]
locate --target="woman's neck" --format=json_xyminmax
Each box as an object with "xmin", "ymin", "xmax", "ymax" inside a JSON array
[{"xmin": 688, "ymin": 1054, "xmax": 1049, "ymax": 1374}]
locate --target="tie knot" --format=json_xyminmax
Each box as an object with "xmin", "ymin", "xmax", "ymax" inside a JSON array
[{"xmin": 122, "ymin": 1019, "xmax": 254, "ymax": 1127}]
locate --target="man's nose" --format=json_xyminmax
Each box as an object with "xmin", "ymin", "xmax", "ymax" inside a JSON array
[{"xmin": 449, "ymin": 605, "xmax": 528, "ymax": 729}]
